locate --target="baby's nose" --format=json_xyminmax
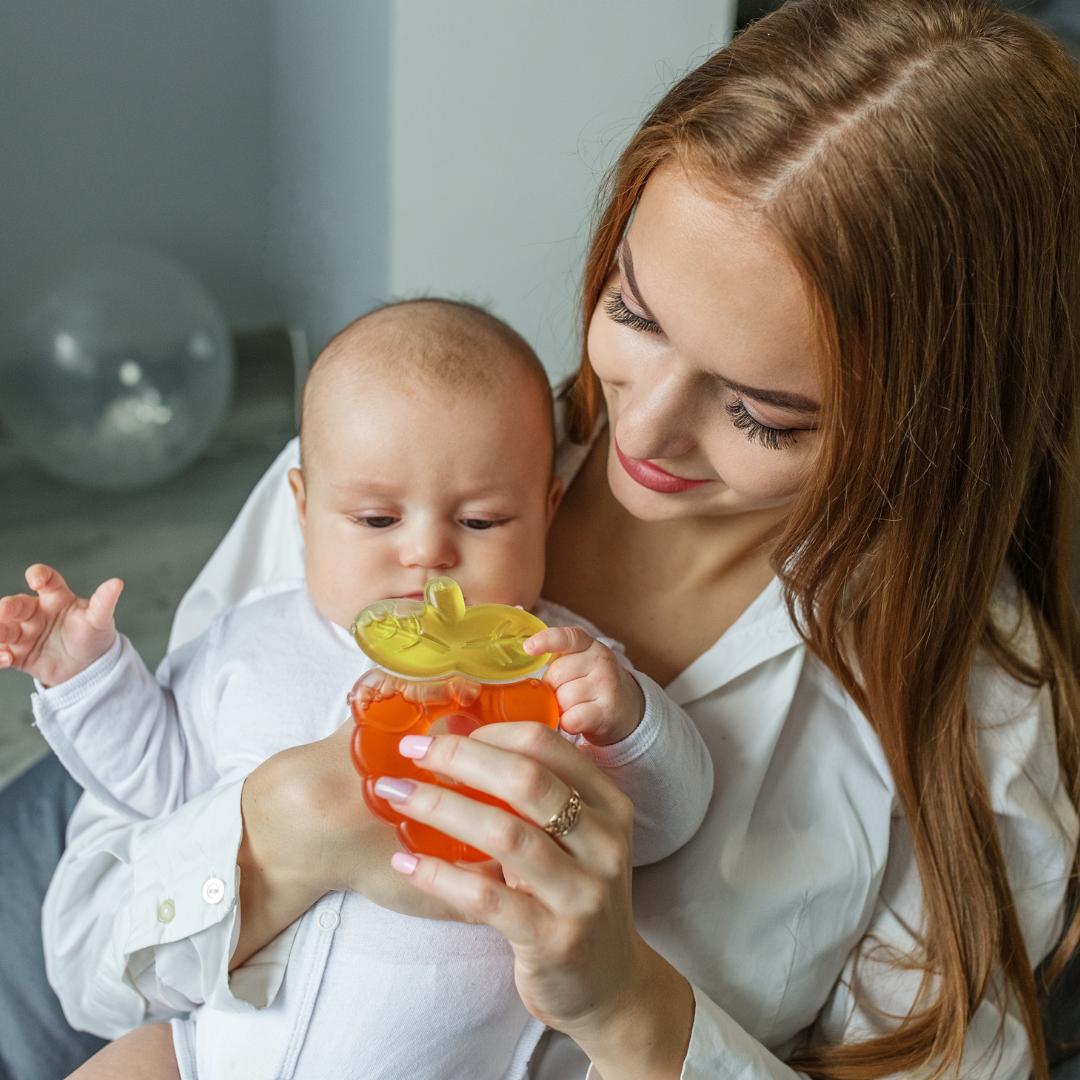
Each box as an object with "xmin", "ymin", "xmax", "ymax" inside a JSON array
[{"xmin": 400, "ymin": 525, "xmax": 458, "ymax": 570}]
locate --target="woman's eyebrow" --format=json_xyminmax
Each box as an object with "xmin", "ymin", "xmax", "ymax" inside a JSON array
[
  {"xmin": 725, "ymin": 379, "xmax": 820, "ymax": 414},
  {"xmin": 619, "ymin": 241, "xmax": 658, "ymax": 321}
]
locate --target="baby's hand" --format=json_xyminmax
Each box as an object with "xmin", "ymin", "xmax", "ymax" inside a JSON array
[
  {"xmin": 524, "ymin": 626, "xmax": 645, "ymax": 746},
  {"xmin": 0, "ymin": 564, "xmax": 123, "ymax": 688}
]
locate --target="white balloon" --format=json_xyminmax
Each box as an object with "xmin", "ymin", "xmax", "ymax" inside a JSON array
[{"xmin": 0, "ymin": 245, "xmax": 233, "ymax": 491}]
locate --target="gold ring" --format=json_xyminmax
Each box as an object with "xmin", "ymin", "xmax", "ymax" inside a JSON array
[{"xmin": 542, "ymin": 789, "xmax": 582, "ymax": 838}]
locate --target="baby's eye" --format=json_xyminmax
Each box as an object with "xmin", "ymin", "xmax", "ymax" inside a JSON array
[
  {"xmin": 460, "ymin": 518, "xmax": 499, "ymax": 530},
  {"xmin": 359, "ymin": 516, "xmax": 398, "ymax": 528}
]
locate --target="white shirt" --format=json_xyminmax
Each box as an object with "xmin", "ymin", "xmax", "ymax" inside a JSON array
[
  {"xmin": 42, "ymin": 433, "xmax": 1078, "ymax": 1080},
  {"xmin": 35, "ymin": 578, "xmax": 710, "ymax": 1080},
  {"xmin": 33, "ymin": 580, "xmax": 708, "ymax": 867}
]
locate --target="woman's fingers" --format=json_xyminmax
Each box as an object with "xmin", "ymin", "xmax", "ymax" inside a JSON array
[
  {"xmin": 381, "ymin": 724, "xmax": 634, "ymax": 895},
  {"xmin": 393, "ymin": 850, "xmax": 557, "ymax": 945},
  {"xmin": 375, "ymin": 776, "xmax": 596, "ymax": 912},
  {"xmin": 416, "ymin": 721, "xmax": 618, "ymax": 811}
]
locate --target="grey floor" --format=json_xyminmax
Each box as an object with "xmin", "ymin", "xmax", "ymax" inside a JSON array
[{"xmin": 0, "ymin": 380, "xmax": 296, "ymax": 791}]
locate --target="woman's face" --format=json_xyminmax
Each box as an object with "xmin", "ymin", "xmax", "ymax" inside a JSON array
[{"xmin": 587, "ymin": 162, "xmax": 823, "ymax": 522}]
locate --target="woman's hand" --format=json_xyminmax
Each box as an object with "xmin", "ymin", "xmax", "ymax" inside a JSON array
[
  {"xmin": 233, "ymin": 721, "xmax": 466, "ymax": 969},
  {"xmin": 376, "ymin": 722, "xmax": 695, "ymax": 1080}
]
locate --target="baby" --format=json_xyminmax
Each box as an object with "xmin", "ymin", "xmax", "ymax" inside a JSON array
[{"xmin": 0, "ymin": 300, "xmax": 713, "ymax": 1080}]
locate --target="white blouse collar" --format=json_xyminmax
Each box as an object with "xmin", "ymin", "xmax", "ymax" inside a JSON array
[
  {"xmin": 663, "ymin": 577, "xmax": 804, "ymax": 704},
  {"xmin": 554, "ymin": 402, "xmax": 806, "ymax": 705}
]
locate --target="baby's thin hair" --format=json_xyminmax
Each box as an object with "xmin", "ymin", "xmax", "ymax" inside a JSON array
[{"xmin": 300, "ymin": 297, "xmax": 553, "ymax": 469}]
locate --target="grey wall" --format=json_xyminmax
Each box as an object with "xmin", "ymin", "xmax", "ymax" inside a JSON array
[
  {"xmin": 0, "ymin": 0, "xmax": 738, "ymax": 360},
  {"xmin": 0, "ymin": 0, "xmax": 278, "ymax": 328},
  {"xmin": 268, "ymin": 0, "xmax": 390, "ymax": 353},
  {"xmin": 387, "ymin": 0, "xmax": 737, "ymax": 381}
]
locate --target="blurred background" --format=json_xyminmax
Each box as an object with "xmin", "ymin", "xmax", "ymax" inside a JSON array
[
  {"xmin": 0, "ymin": 0, "xmax": 736, "ymax": 789},
  {"xmin": 0, "ymin": 0, "xmax": 1076, "ymax": 793}
]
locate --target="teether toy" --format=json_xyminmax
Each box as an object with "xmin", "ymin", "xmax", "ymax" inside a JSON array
[
  {"xmin": 350, "ymin": 578, "xmax": 559, "ymax": 862},
  {"xmin": 351, "ymin": 576, "xmax": 550, "ymax": 680}
]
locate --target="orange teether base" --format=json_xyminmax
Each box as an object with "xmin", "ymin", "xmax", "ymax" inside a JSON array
[{"xmin": 350, "ymin": 677, "xmax": 559, "ymax": 862}]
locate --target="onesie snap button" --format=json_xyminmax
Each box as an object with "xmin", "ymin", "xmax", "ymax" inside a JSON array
[
  {"xmin": 202, "ymin": 877, "xmax": 226, "ymax": 905},
  {"xmin": 317, "ymin": 908, "xmax": 340, "ymax": 932},
  {"xmin": 157, "ymin": 900, "xmax": 175, "ymax": 923}
]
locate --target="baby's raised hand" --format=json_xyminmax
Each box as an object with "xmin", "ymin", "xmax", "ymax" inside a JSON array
[
  {"xmin": 0, "ymin": 564, "xmax": 123, "ymax": 688},
  {"xmin": 525, "ymin": 626, "xmax": 645, "ymax": 746}
]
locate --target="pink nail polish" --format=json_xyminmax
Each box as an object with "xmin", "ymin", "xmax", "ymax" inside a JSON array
[
  {"xmin": 391, "ymin": 851, "xmax": 419, "ymax": 875},
  {"xmin": 374, "ymin": 776, "xmax": 416, "ymax": 802},
  {"xmin": 399, "ymin": 734, "xmax": 433, "ymax": 759}
]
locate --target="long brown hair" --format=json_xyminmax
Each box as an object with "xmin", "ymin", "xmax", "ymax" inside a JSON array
[{"xmin": 567, "ymin": 2, "xmax": 1080, "ymax": 1077}]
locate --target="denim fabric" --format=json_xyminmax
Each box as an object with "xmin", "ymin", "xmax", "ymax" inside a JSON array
[
  {"xmin": 1046, "ymin": 929, "xmax": 1080, "ymax": 1077},
  {"xmin": 0, "ymin": 755, "xmax": 106, "ymax": 1080}
]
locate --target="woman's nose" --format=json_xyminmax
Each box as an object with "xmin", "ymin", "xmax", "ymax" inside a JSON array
[{"xmin": 616, "ymin": 370, "xmax": 699, "ymax": 461}]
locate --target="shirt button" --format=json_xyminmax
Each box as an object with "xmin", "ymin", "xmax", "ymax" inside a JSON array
[
  {"xmin": 157, "ymin": 899, "xmax": 175, "ymax": 923},
  {"xmin": 317, "ymin": 908, "xmax": 340, "ymax": 932},
  {"xmin": 202, "ymin": 877, "xmax": 226, "ymax": 905}
]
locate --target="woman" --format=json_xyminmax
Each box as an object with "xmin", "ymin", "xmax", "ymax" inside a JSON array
[{"xmin": 41, "ymin": 1, "xmax": 1080, "ymax": 1077}]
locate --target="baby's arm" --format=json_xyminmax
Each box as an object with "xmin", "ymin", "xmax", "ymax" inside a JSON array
[
  {"xmin": 31, "ymin": 630, "xmax": 217, "ymax": 821},
  {"xmin": 527, "ymin": 624, "xmax": 714, "ymax": 866},
  {"xmin": 0, "ymin": 564, "xmax": 123, "ymax": 686},
  {"xmin": 7, "ymin": 565, "xmax": 219, "ymax": 821}
]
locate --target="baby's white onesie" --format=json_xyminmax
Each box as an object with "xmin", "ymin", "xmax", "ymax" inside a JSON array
[{"xmin": 33, "ymin": 579, "xmax": 714, "ymax": 1080}]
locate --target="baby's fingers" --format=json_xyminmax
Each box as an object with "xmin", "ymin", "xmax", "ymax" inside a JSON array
[
  {"xmin": 0, "ymin": 594, "xmax": 43, "ymax": 667},
  {"xmin": 0, "ymin": 593, "xmax": 40, "ymax": 633},
  {"xmin": 24, "ymin": 564, "xmax": 76, "ymax": 611},
  {"xmin": 524, "ymin": 625, "xmax": 594, "ymax": 658},
  {"xmin": 558, "ymin": 701, "xmax": 607, "ymax": 736},
  {"xmin": 86, "ymin": 579, "xmax": 123, "ymax": 631}
]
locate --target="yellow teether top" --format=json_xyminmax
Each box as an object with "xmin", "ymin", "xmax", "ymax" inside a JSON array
[{"xmin": 351, "ymin": 577, "xmax": 550, "ymax": 681}]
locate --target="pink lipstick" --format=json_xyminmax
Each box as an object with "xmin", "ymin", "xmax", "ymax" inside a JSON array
[{"xmin": 615, "ymin": 442, "xmax": 709, "ymax": 494}]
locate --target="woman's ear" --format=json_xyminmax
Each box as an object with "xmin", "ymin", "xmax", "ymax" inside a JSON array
[
  {"xmin": 288, "ymin": 468, "xmax": 308, "ymax": 536},
  {"xmin": 545, "ymin": 475, "xmax": 564, "ymax": 530}
]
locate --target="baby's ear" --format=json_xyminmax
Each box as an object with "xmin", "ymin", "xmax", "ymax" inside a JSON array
[
  {"xmin": 545, "ymin": 475, "xmax": 564, "ymax": 529},
  {"xmin": 288, "ymin": 468, "xmax": 308, "ymax": 533}
]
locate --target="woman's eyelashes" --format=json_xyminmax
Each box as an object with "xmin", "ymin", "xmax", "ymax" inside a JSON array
[
  {"xmin": 725, "ymin": 398, "xmax": 799, "ymax": 451},
  {"xmin": 605, "ymin": 289, "xmax": 662, "ymax": 335}
]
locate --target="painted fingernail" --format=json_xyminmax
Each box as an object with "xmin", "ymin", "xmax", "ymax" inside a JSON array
[
  {"xmin": 374, "ymin": 776, "xmax": 416, "ymax": 802},
  {"xmin": 391, "ymin": 851, "xmax": 419, "ymax": 875},
  {"xmin": 399, "ymin": 735, "xmax": 433, "ymax": 759}
]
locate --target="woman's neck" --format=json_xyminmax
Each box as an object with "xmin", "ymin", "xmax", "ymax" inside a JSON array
[{"xmin": 544, "ymin": 431, "xmax": 788, "ymax": 685}]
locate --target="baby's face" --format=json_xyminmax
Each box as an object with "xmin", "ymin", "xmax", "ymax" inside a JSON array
[{"xmin": 290, "ymin": 376, "xmax": 560, "ymax": 629}]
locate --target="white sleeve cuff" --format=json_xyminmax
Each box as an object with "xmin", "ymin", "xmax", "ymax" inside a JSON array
[
  {"xmin": 34, "ymin": 632, "xmax": 124, "ymax": 705},
  {"xmin": 584, "ymin": 984, "xmax": 806, "ymax": 1080},
  {"xmin": 125, "ymin": 779, "xmax": 291, "ymax": 1011},
  {"xmin": 580, "ymin": 671, "xmax": 666, "ymax": 769},
  {"xmin": 680, "ymin": 984, "xmax": 805, "ymax": 1080},
  {"xmin": 32, "ymin": 633, "xmax": 162, "ymax": 820}
]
